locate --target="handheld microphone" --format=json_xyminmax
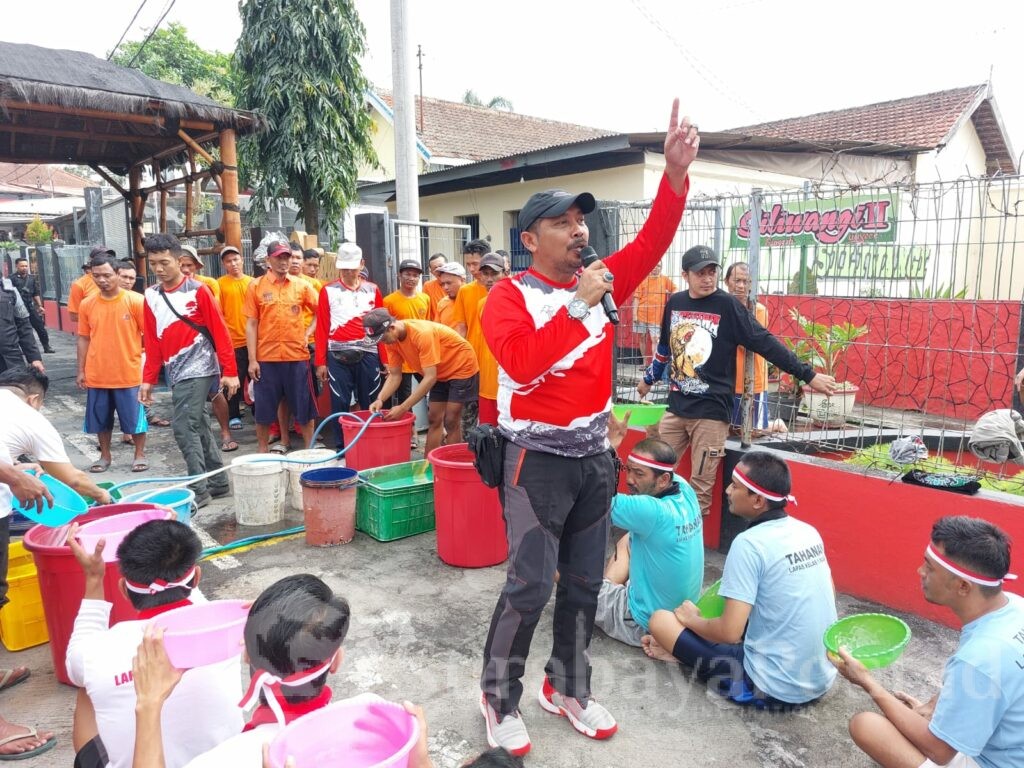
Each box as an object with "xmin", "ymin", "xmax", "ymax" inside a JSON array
[{"xmin": 578, "ymin": 246, "xmax": 619, "ymax": 325}]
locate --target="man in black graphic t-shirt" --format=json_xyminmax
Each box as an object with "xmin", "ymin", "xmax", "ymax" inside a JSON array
[{"xmin": 638, "ymin": 245, "xmax": 837, "ymax": 516}]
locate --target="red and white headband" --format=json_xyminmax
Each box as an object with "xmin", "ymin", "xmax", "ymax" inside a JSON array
[
  {"xmin": 124, "ymin": 566, "xmax": 197, "ymax": 595},
  {"xmin": 925, "ymin": 544, "xmax": 1017, "ymax": 587},
  {"xmin": 733, "ymin": 468, "xmax": 797, "ymax": 505},
  {"xmin": 627, "ymin": 453, "xmax": 676, "ymax": 473},
  {"xmin": 238, "ymin": 655, "xmax": 336, "ymax": 726}
]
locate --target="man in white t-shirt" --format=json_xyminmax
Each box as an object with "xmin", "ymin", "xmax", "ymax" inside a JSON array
[
  {"xmin": 0, "ymin": 366, "xmax": 112, "ymax": 760},
  {"xmin": 834, "ymin": 516, "xmax": 1024, "ymax": 768},
  {"xmin": 130, "ymin": 574, "xmax": 350, "ymax": 768},
  {"xmin": 66, "ymin": 518, "xmax": 242, "ymax": 768},
  {"xmin": 642, "ymin": 451, "xmax": 837, "ymax": 710}
]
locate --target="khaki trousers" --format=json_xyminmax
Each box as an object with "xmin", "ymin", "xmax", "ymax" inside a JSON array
[{"xmin": 657, "ymin": 414, "xmax": 729, "ymax": 516}]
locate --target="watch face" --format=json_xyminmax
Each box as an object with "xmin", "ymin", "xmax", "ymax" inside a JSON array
[{"xmin": 568, "ymin": 299, "xmax": 589, "ymax": 319}]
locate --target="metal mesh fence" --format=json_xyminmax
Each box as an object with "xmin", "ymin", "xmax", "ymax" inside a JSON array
[
  {"xmin": 610, "ymin": 175, "xmax": 1024, "ymax": 494},
  {"xmin": 386, "ymin": 219, "xmax": 472, "ymax": 295}
]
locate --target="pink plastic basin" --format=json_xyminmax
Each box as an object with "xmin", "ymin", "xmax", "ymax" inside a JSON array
[
  {"xmin": 149, "ymin": 600, "xmax": 248, "ymax": 669},
  {"xmin": 267, "ymin": 694, "xmax": 419, "ymax": 768},
  {"xmin": 76, "ymin": 508, "xmax": 174, "ymax": 562}
]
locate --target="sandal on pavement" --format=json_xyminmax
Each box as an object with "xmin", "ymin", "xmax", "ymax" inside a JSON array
[
  {"xmin": 150, "ymin": 416, "xmax": 171, "ymax": 427},
  {"xmin": 131, "ymin": 459, "xmax": 149, "ymax": 473},
  {"xmin": 121, "ymin": 435, "xmax": 134, "ymax": 445},
  {"xmin": 89, "ymin": 459, "xmax": 111, "ymax": 474},
  {"xmin": 269, "ymin": 443, "xmax": 290, "ymax": 455},
  {"xmin": 0, "ymin": 668, "xmax": 29, "ymax": 694},
  {"xmin": 0, "ymin": 727, "xmax": 57, "ymax": 761},
  {"xmin": 228, "ymin": 418, "xmax": 243, "ymax": 430},
  {"xmin": 221, "ymin": 440, "xmax": 239, "ymax": 453}
]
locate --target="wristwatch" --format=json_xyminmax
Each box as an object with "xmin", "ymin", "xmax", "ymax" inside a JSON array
[{"xmin": 567, "ymin": 298, "xmax": 590, "ymax": 321}]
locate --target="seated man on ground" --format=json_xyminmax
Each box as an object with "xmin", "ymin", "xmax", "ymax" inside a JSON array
[
  {"xmin": 833, "ymin": 515, "xmax": 1023, "ymax": 768},
  {"xmin": 643, "ymin": 451, "xmax": 837, "ymax": 710},
  {"xmin": 66, "ymin": 519, "xmax": 242, "ymax": 768},
  {"xmin": 598, "ymin": 414, "xmax": 703, "ymax": 647},
  {"xmin": 130, "ymin": 574, "xmax": 350, "ymax": 768}
]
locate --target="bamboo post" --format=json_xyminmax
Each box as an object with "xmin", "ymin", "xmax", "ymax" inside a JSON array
[
  {"xmin": 219, "ymin": 128, "xmax": 242, "ymax": 252},
  {"xmin": 153, "ymin": 160, "xmax": 167, "ymax": 234},
  {"xmin": 128, "ymin": 166, "xmax": 146, "ymax": 277},
  {"xmin": 185, "ymin": 149, "xmax": 194, "ymax": 233}
]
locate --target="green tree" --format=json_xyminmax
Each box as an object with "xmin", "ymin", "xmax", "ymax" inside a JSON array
[
  {"xmin": 24, "ymin": 216, "xmax": 53, "ymax": 244},
  {"xmin": 462, "ymin": 89, "xmax": 514, "ymax": 111},
  {"xmin": 110, "ymin": 22, "xmax": 234, "ymax": 105},
  {"xmin": 234, "ymin": 0, "xmax": 377, "ymax": 239}
]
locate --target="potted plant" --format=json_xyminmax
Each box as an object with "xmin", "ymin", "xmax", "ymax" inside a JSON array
[
  {"xmin": 785, "ymin": 309, "xmax": 868, "ymax": 427},
  {"xmin": 766, "ymin": 369, "xmax": 802, "ymax": 425}
]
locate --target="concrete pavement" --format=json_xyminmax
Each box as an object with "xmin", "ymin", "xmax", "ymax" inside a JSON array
[{"xmin": 0, "ymin": 328, "xmax": 961, "ymax": 767}]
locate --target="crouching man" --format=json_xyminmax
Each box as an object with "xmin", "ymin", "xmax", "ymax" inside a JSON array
[{"xmin": 642, "ymin": 451, "xmax": 837, "ymax": 710}]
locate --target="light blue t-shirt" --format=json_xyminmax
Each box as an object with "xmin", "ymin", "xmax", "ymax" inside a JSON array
[
  {"xmin": 929, "ymin": 593, "xmax": 1024, "ymax": 768},
  {"xmin": 719, "ymin": 515, "xmax": 838, "ymax": 704},
  {"xmin": 611, "ymin": 474, "xmax": 703, "ymax": 630}
]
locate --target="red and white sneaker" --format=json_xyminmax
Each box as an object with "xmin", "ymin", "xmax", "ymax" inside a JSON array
[
  {"xmin": 537, "ymin": 677, "xmax": 618, "ymax": 740},
  {"xmin": 480, "ymin": 695, "xmax": 531, "ymax": 757}
]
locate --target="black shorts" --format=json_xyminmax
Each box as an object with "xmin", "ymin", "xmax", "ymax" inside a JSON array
[
  {"xmin": 429, "ymin": 373, "xmax": 479, "ymax": 404},
  {"xmin": 74, "ymin": 736, "xmax": 109, "ymax": 768}
]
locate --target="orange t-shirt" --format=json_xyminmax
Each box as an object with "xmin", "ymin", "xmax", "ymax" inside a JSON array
[
  {"xmin": 217, "ymin": 274, "xmax": 253, "ymax": 348},
  {"xmin": 78, "ymin": 290, "xmax": 145, "ymax": 388},
  {"xmin": 452, "ymin": 281, "xmax": 487, "ymax": 335},
  {"xmin": 384, "ymin": 291, "xmax": 432, "ymax": 373},
  {"xmin": 633, "ymin": 274, "xmax": 676, "ymax": 325},
  {"xmin": 243, "ymin": 272, "xmax": 319, "ymax": 362},
  {"xmin": 195, "ymin": 274, "xmax": 221, "ymax": 304},
  {"xmin": 735, "ymin": 302, "xmax": 769, "ymax": 394},
  {"xmin": 476, "ymin": 297, "xmax": 498, "ymax": 400},
  {"xmin": 68, "ymin": 274, "xmax": 99, "ymax": 314},
  {"xmin": 385, "ymin": 320, "xmax": 478, "ymax": 381},
  {"xmin": 301, "ymin": 275, "xmax": 323, "ymax": 344},
  {"xmin": 422, "ymin": 278, "xmax": 445, "ymax": 314},
  {"xmin": 435, "ymin": 296, "xmax": 457, "ymax": 329}
]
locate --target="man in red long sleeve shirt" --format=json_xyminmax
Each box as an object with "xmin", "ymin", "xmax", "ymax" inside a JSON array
[
  {"xmin": 140, "ymin": 234, "xmax": 239, "ymax": 507},
  {"xmin": 477, "ymin": 99, "xmax": 700, "ymax": 757}
]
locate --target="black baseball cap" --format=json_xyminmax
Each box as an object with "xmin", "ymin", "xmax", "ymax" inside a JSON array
[
  {"xmin": 517, "ymin": 189, "xmax": 596, "ymax": 232},
  {"xmin": 362, "ymin": 308, "xmax": 396, "ymax": 342},
  {"xmin": 89, "ymin": 245, "xmax": 115, "ymax": 260},
  {"xmin": 681, "ymin": 245, "xmax": 720, "ymax": 272},
  {"xmin": 479, "ymin": 253, "xmax": 504, "ymax": 272},
  {"xmin": 398, "ymin": 259, "xmax": 423, "ymax": 273}
]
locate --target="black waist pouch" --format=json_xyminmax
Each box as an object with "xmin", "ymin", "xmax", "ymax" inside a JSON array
[
  {"xmin": 330, "ymin": 348, "xmax": 366, "ymax": 365},
  {"xmin": 466, "ymin": 424, "xmax": 506, "ymax": 488}
]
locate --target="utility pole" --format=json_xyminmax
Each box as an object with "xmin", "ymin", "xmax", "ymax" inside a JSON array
[
  {"xmin": 416, "ymin": 44, "xmax": 424, "ymax": 133},
  {"xmin": 390, "ymin": 0, "xmax": 420, "ymax": 224}
]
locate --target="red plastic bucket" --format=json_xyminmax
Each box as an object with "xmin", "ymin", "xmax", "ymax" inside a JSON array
[
  {"xmin": 300, "ymin": 467, "xmax": 359, "ymax": 546},
  {"xmin": 428, "ymin": 444, "xmax": 507, "ymax": 568},
  {"xmin": 23, "ymin": 502, "xmax": 162, "ymax": 686},
  {"xmin": 341, "ymin": 410, "xmax": 415, "ymax": 471}
]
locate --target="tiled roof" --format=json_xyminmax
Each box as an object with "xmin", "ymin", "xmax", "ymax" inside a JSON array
[
  {"xmin": 0, "ymin": 163, "xmax": 91, "ymax": 197},
  {"xmin": 373, "ymin": 88, "xmax": 613, "ymax": 162},
  {"xmin": 726, "ymin": 85, "xmax": 1015, "ymax": 173}
]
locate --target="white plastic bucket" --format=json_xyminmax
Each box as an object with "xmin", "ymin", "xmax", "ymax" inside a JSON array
[
  {"xmin": 285, "ymin": 449, "xmax": 342, "ymax": 511},
  {"xmin": 230, "ymin": 454, "xmax": 287, "ymax": 526}
]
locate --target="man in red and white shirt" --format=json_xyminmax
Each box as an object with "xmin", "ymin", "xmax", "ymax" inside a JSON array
[
  {"xmin": 477, "ymin": 100, "xmax": 700, "ymax": 757},
  {"xmin": 314, "ymin": 242, "xmax": 385, "ymax": 450},
  {"xmin": 140, "ymin": 234, "xmax": 239, "ymax": 507}
]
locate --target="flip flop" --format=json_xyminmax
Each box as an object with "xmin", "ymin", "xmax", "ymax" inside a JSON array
[
  {"xmin": 131, "ymin": 459, "xmax": 149, "ymax": 473},
  {"xmin": 0, "ymin": 727, "xmax": 56, "ymax": 761},
  {"xmin": 269, "ymin": 443, "xmax": 289, "ymax": 455},
  {"xmin": 0, "ymin": 668, "xmax": 29, "ymax": 693},
  {"xmin": 89, "ymin": 459, "xmax": 111, "ymax": 474},
  {"xmin": 121, "ymin": 435, "xmax": 135, "ymax": 445},
  {"xmin": 221, "ymin": 440, "xmax": 239, "ymax": 453},
  {"xmin": 150, "ymin": 416, "xmax": 171, "ymax": 427},
  {"xmin": 228, "ymin": 418, "xmax": 243, "ymax": 430}
]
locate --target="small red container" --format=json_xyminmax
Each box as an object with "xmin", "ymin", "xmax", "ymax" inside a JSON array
[
  {"xmin": 341, "ymin": 410, "xmax": 415, "ymax": 471},
  {"xmin": 23, "ymin": 502, "xmax": 160, "ymax": 686},
  {"xmin": 428, "ymin": 444, "xmax": 507, "ymax": 568}
]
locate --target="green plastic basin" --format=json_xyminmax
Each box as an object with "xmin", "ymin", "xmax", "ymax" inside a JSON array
[
  {"xmin": 695, "ymin": 579, "xmax": 725, "ymax": 618},
  {"xmin": 611, "ymin": 403, "xmax": 667, "ymax": 427},
  {"xmin": 823, "ymin": 613, "xmax": 911, "ymax": 669}
]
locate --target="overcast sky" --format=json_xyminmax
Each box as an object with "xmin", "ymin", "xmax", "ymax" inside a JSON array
[{"xmin": 5, "ymin": 0, "xmax": 1023, "ymax": 164}]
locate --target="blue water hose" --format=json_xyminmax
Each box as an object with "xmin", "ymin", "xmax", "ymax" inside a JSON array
[{"xmin": 200, "ymin": 526, "xmax": 305, "ymax": 559}]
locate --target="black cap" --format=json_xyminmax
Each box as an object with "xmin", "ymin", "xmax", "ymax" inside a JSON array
[
  {"xmin": 681, "ymin": 245, "xmax": 720, "ymax": 272},
  {"xmin": 362, "ymin": 308, "xmax": 396, "ymax": 342},
  {"xmin": 89, "ymin": 245, "xmax": 115, "ymax": 260},
  {"xmin": 398, "ymin": 259, "xmax": 422, "ymax": 273},
  {"xmin": 479, "ymin": 253, "xmax": 504, "ymax": 272},
  {"xmin": 517, "ymin": 189, "xmax": 596, "ymax": 232}
]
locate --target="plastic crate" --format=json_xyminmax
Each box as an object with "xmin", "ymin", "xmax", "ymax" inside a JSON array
[
  {"xmin": 356, "ymin": 460, "xmax": 435, "ymax": 542},
  {"xmin": 0, "ymin": 540, "xmax": 49, "ymax": 651}
]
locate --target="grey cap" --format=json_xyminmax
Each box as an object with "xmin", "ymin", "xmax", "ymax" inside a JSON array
[
  {"xmin": 681, "ymin": 245, "xmax": 720, "ymax": 272},
  {"xmin": 398, "ymin": 259, "xmax": 423, "ymax": 273},
  {"xmin": 517, "ymin": 189, "xmax": 596, "ymax": 232},
  {"xmin": 479, "ymin": 253, "xmax": 505, "ymax": 272},
  {"xmin": 436, "ymin": 262, "xmax": 466, "ymax": 279}
]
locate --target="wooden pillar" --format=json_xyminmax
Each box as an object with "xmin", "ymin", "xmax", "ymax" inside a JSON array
[
  {"xmin": 219, "ymin": 128, "xmax": 242, "ymax": 252},
  {"xmin": 185, "ymin": 149, "xmax": 195, "ymax": 233},
  {"xmin": 128, "ymin": 166, "xmax": 147, "ymax": 278},
  {"xmin": 153, "ymin": 160, "xmax": 167, "ymax": 234}
]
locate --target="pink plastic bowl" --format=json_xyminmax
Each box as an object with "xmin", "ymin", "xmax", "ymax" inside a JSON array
[
  {"xmin": 267, "ymin": 694, "xmax": 419, "ymax": 768},
  {"xmin": 149, "ymin": 600, "xmax": 249, "ymax": 669},
  {"xmin": 76, "ymin": 508, "xmax": 174, "ymax": 562}
]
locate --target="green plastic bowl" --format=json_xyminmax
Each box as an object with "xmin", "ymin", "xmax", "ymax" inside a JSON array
[
  {"xmin": 695, "ymin": 579, "xmax": 725, "ymax": 618},
  {"xmin": 611, "ymin": 403, "xmax": 667, "ymax": 427},
  {"xmin": 87, "ymin": 481, "xmax": 122, "ymax": 507},
  {"xmin": 823, "ymin": 613, "xmax": 911, "ymax": 669}
]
